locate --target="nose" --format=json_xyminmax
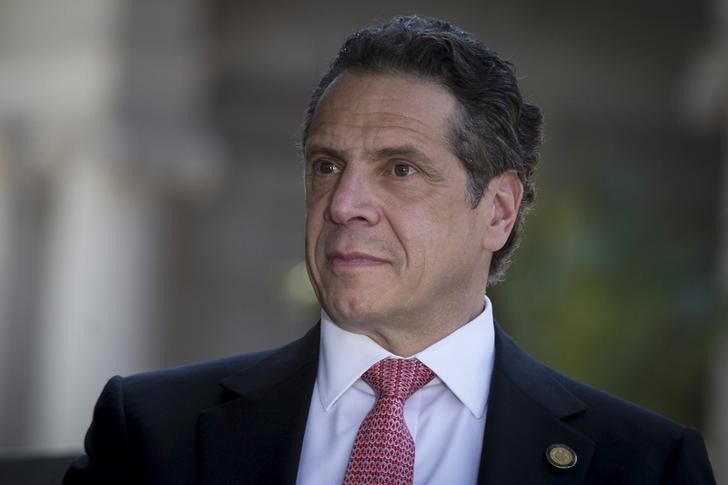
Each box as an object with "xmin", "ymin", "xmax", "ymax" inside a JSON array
[{"xmin": 326, "ymin": 169, "xmax": 380, "ymax": 226}]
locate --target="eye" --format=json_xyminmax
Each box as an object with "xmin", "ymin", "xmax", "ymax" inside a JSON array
[
  {"xmin": 392, "ymin": 163, "xmax": 415, "ymax": 177},
  {"xmin": 313, "ymin": 160, "xmax": 340, "ymax": 175}
]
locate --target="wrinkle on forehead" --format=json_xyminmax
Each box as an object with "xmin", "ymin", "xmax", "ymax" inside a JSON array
[
  {"xmin": 306, "ymin": 72, "xmax": 457, "ymax": 153},
  {"xmin": 307, "ymin": 122, "xmax": 439, "ymax": 153}
]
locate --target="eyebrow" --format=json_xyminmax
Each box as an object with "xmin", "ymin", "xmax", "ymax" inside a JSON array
[
  {"xmin": 305, "ymin": 143, "xmax": 436, "ymax": 168},
  {"xmin": 304, "ymin": 144, "xmax": 345, "ymax": 161},
  {"xmin": 366, "ymin": 145, "xmax": 434, "ymax": 166}
]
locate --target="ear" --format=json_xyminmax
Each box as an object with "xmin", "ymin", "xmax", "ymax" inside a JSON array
[{"xmin": 481, "ymin": 171, "xmax": 523, "ymax": 252}]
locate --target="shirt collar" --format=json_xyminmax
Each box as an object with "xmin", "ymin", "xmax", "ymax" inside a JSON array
[{"xmin": 317, "ymin": 297, "xmax": 495, "ymax": 418}]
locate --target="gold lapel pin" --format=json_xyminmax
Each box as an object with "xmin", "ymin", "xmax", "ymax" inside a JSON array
[{"xmin": 546, "ymin": 443, "xmax": 577, "ymax": 469}]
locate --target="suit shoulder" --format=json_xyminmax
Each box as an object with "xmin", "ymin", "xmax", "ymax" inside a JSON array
[
  {"xmin": 495, "ymin": 325, "xmax": 691, "ymax": 439},
  {"xmin": 550, "ymin": 368, "xmax": 685, "ymax": 436},
  {"xmin": 115, "ymin": 324, "xmax": 317, "ymax": 412},
  {"xmin": 64, "ymin": 327, "xmax": 320, "ymax": 483},
  {"xmin": 123, "ymin": 348, "xmax": 273, "ymax": 390},
  {"xmin": 550, "ymin": 368, "xmax": 714, "ymax": 482},
  {"xmin": 95, "ymin": 349, "xmax": 271, "ymax": 425},
  {"xmin": 122, "ymin": 324, "xmax": 319, "ymax": 392}
]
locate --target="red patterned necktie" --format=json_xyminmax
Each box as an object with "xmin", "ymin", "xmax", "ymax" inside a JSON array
[{"xmin": 342, "ymin": 358, "xmax": 435, "ymax": 485}]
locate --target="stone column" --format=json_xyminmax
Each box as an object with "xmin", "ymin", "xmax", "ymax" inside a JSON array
[
  {"xmin": 0, "ymin": 122, "xmax": 43, "ymax": 450},
  {"xmin": 0, "ymin": 0, "xmax": 222, "ymax": 454}
]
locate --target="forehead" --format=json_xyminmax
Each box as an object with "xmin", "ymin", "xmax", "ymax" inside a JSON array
[{"xmin": 306, "ymin": 72, "xmax": 458, "ymax": 153}]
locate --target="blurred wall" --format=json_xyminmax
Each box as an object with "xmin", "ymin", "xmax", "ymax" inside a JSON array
[{"xmin": 0, "ymin": 0, "xmax": 725, "ymax": 481}]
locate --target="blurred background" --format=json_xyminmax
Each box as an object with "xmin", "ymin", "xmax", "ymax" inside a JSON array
[{"xmin": 0, "ymin": 0, "xmax": 726, "ymax": 482}]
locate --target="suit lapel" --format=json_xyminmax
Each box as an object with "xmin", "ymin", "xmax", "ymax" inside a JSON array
[
  {"xmin": 478, "ymin": 325, "xmax": 595, "ymax": 484},
  {"xmin": 193, "ymin": 321, "xmax": 596, "ymax": 484},
  {"xmin": 196, "ymin": 325, "xmax": 320, "ymax": 485}
]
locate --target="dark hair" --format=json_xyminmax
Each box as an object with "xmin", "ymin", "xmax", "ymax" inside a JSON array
[{"xmin": 301, "ymin": 15, "xmax": 544, "ymax": 285}]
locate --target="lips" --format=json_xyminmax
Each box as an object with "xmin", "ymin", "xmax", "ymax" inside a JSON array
[{"xmin": 327, "ymin": 251, "xmax": 388, "ymax": 268}]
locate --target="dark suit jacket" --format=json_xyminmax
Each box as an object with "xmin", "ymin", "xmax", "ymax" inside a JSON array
[{"xmin": 64, "ymin": 323, "xmax": 715, "ymax": 484}]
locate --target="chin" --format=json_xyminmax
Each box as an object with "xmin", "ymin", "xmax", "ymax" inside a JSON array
[{"xmin": 326, "ymin": 295, "xmax": 383, "ymax": 327}]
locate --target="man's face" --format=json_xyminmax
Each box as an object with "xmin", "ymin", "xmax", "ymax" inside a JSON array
[{"xmin": 304, "ymin": 72, "xmax": 492, "ymax": 341}]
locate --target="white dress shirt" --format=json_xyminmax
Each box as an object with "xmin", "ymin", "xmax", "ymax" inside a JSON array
[{"xmin": 296, "ymin": 297, "xmax": 496, "ymax": 485}]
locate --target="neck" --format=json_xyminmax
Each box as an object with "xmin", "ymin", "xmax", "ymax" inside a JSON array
[{"xmin": 337, "ymin": 299, "xmax": 486, "ymax": 356}]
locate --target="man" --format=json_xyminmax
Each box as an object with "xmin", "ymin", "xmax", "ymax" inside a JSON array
[{"xmin": 65, "ymin": 15, "xmax": 715, "ymax": 484}]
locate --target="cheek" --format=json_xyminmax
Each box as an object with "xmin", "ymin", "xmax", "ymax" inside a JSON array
[
  {"xmin": 305, "ymin": 214, "xmax": 334, "ymax": 280},
  {"xmin": 305, "ymin": 192, "xmax": 327, "ymax": 232},
  {"xmin": 389, "ymin": 212, "xmax": 431, "ymax": 267},
  {"xmin": 304, "ymin": 214, "xmax": 323, "ymax": 264},
  {"xmin": 406, "ymin": 207, "xmax": 471, "ymax": 264}
]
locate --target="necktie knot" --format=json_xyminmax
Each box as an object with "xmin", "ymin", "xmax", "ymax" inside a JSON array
[{"xmin": 361, "ymin": 358, "xmax": 435, "ymax": 403}]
